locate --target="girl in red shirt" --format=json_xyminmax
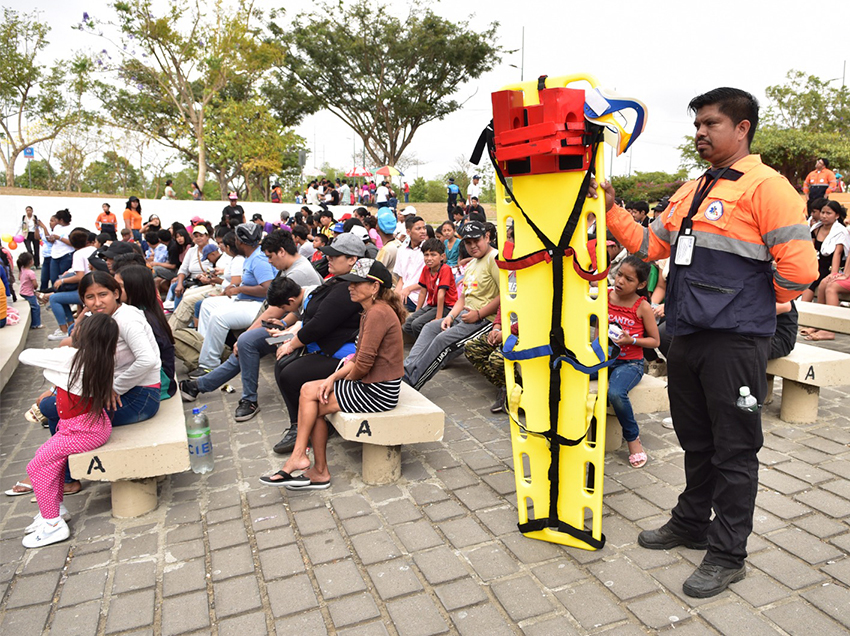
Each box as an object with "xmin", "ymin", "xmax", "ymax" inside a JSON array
[{"xmin": 607, "ymin": 256, "xmax": 660, "ymax": 468}]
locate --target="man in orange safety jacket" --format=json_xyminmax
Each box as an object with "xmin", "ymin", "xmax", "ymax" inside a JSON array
[
  {"xmin": 802, "ymin": 157, "xmax": 837, "ymax": 201},
  {"xmin": 592, "ymin": 87, "xmax": 817, "ymax": 599}
]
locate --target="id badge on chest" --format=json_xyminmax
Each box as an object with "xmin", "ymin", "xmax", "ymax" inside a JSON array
[{"xmin": 675, "ymin": 234, "xmax": 696, "ymax": 266}]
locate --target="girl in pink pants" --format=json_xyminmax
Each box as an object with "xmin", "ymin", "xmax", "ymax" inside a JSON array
[{"xmin": 20, "ymin": 313, "xmax": 119, "ymax": 548}]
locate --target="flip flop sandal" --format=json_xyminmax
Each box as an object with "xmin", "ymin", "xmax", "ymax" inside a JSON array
[
  {"xmin": 5, "ymin": 481, "xmax": 34, "ymax": 497},
  {"xmin": 629, "ymin": 452, "xmax": 648, "ymax": 468},
  {"xmin": 258, "ymin": 470, "xmax": 307, "ymax": 487},
  {"xmin": 284, "ymin": 478, "xmax": 331, "ymax": 491}
]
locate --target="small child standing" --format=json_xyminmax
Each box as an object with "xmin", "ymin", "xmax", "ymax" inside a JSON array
[
  {"xmin": 19, "ymin": 313, "xmax": 119, "ymax": 547},
  {"xmin": 440, "ymin": 221, "xmax": 460, "ymax": 273},
  {"xmin": 606, "ymin": 255, "xmax": 660, "ymax": 468},
  {"xmin": 403, "ymin": 238, "xmax": 458, "ymax": 338},
  {"xmin": 17, "ymin": 252, "xmax": 43, "ymax": 329}
]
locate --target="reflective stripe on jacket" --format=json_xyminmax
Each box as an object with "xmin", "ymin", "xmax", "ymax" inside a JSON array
[{"xmin": 607, "ymin": 154, "xmax": 818, "ymax": 338}]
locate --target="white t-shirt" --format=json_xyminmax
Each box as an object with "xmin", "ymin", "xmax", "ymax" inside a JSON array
[
  {"xmin": 50, "ymin": 224, "xmax": 75, "ymax": 258},
  {"xmin": 376, "ymin": 185, "xmax": 390, "ymax": 203},
  {"xmin": 222, "ymin": 254, "xmax": 244, "ymax": 288},
  {"xmin": 298, "ymin": 242, "xmax": 316, "ymax": 259},
  {"xmin": 71, "ymin": 246, "xmax": 97, "ymax": 274},
  {"xmin": 111, "ymin": 304, "xmax": 162, "ymax": 395},
  {"xmin": 393, "ymin": 240, "xmax": 425, "ymax": 304},
  {"xmin": 468, "ymin": 182, "xmax": 482, "ymax": 200},
  {"xmin": 306, "ymin": 186, "xmax": 319, "ymax": 205}
]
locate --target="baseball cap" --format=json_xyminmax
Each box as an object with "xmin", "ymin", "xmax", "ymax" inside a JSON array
[
  {"xmin": 235, "ymin": 222, "xmax": 263, "ymax": 246},
  {"xmin": 332, "ymin": 222, "xmax": 345, "ymax": 233},
  {"xmin": 338, "ymin": 258, "xmax": 392, "ymax": 289},
  {"xmin": 377, "ymin": 208, "xmax": 396, "ymax": 234},
  {"xmin": 190, "ymin": 215, "xmax": 204, "ymax": 224},
  {"xmin": 102, "ymin": 241, "xmax": 135, "ymax": 259},
  {"xmin": 349, "ymin": 225, "xmax": 369, "ymax": 242},
  {"xmin": 320, "ymin": 233, "xmax": 367, "ymax": 257},
  {"xmin": 448, "ymin": 177, "xmax": 455, "ymax": 182},
  {"xmin": 472, "ymin": 175, "xmax": 480, "ymax": 179},
  {"xmin": 251, "ymin": 213, "xmax": 264, "ymax": 222},
  {"xmin": 191, "ymin": 225, "xmax": 208, "ymax": 235},
  {"xmin": 402, "ymin": 206, "xmax": 418, "ymax": 217},
  {"xmin": 459, "ymin": 221, "xmax": 487, "ymax": 239},
  {"xmin": 340, "ymin": 213, "xmax": 352, "ymax": 221},
  {"xmin": 228, "ymin": 191, "xmax": 238, "ymax": 200}
]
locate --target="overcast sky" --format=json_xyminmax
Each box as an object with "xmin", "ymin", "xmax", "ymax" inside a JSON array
[{"xmin": 21, "ymin": 0, "xmax": 850, "ymax": 182}]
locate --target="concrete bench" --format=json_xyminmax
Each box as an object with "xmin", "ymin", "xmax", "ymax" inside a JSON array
[
  {"xmin": 766, "ymin": 343, "xmax": 850, "ymax": 424},
  {"xmin": 0, "ymin": 299, "xmax": 32, "ymax": 392},
  {"xmin": 796, "ymin": 301, "xmax": 850, "ymax": 334},
  {"xmin": 326, "ymin": 383, "xmax": 444, "ymax": 485},
  {"xmin": 69, "ymin": 396, "xmax": 190, "ymax": 518},
  {"xmin": 590, "ymin": 374, "xmax": 670, "ymax": 451}
]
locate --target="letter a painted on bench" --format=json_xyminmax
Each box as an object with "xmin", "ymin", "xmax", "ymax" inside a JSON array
[
  {"xmin": 356, "ymin": 420, "xmax": 372, "ymax": 437},
  {"xmin": 805, "ymin": 366, "xmax": 815, "ymax": 381},
  {"xmin": 87, "ymin": 456, "xmax": 105, "ymax": 474}
]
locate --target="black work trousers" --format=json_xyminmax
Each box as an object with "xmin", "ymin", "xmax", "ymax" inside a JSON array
[
  {"xmin": 274, "ymin": 352, "xmax": 340, "ymax": 425},
  {"xmin": 666, "ymin": 331, "xmax": 770, "ymax": 569},
  {"xmin": 24, "ymin": 232, "xmax": 40, "ymax": 267}
]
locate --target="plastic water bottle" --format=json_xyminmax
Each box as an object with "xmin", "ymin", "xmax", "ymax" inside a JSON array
[
  {"xmin": 735, "ymin": 386, "xmax": 759, "ymax": 413},
  {"xmin": 187, "ymin": 406, "xmax": 214, "ymax": 474}
]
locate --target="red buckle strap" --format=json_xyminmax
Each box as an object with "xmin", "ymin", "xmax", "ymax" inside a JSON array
[{"xmin": 496, "ymin": 244, "xmax": 609, "ymax": 282}]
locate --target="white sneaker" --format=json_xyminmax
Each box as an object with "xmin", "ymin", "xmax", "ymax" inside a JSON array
[
  {"xmin": 47, "ymin": 329, "xmax": 67, "ymax": 341},
  {"xmin": 25, "ymin": 504, "xmax": 70, "ymax": 534},
  {"xmin": 163, "ymin": 300, "xmax": 175, "ymax": 310},
  {"xmin": 22, "ymin": 517, "xmax": 70, "ymax": 548},
  {"xmin": 662, "ymin": 417, "xmax": 674, "ymax": 429}
]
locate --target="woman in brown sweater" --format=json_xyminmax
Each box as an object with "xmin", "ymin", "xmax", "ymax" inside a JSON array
[{"xmin": 261, "ymin": 259, "xmax": 406, "ymax": 490}]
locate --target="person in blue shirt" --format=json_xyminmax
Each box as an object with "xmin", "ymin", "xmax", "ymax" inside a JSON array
[
  {"xmin": 195, "ymin": 223, "xmax": 276, "ymax": 374},
  {"xmin": 447, "ymin": 177, "xmax": 460, "ymax": 221}
]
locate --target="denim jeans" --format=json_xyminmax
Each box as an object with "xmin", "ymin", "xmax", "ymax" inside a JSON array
[
  {"xmin": 49, "ymin": 253, "xmax": 73, "ymax": 286},
  {"xmin": 40, "ymin": 385, "xmax": 161, "ymax": 482},
  {"xmin": 48, "ymin": 290, "xmax": 82, "ymax": 327},
  {"xmin": 606, "ymin": 359, "xmax": 644, "ymax": 443},
  {"xmin": 23, "ymin": 294, "xmax": 41, "ymax": 327},
  {"xmin": 196, "ymin": 327, "xmax": 275, "ymax": 403},
  {"xmin": 39, "ymin": 256, "xmax": 52, "ymax": 292}
]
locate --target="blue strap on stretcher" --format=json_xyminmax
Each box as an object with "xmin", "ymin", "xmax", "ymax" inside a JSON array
[{"xmin": 502, "ymin": 334, "xmax": 620, "ymax": 374}]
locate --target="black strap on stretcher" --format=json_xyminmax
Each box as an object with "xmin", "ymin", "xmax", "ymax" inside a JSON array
[{"xmin": 470, "ymin": 77, "xmax": 606, "ymax": 549}]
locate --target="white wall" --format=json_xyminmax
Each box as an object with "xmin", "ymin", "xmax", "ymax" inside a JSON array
[{"xmin": 0, "ymin": 194, "xmax": 360, "ymax": 238}]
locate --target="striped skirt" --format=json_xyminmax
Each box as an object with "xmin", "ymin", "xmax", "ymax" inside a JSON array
[{"xmin": 334, "ymin": 378, "xmax": 402, "ymax": 414}]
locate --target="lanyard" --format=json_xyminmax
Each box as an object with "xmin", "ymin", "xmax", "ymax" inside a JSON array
[{"xmin": 680, "ymin": 166, "xmax": 730, "ymax": 236}]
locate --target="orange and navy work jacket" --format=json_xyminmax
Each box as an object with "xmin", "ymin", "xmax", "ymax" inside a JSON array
[
  {"xmin": 802, "ymin": 168, "xmax": 837, "ymax": 196},
  {"xmin": 607, "ymin": 155, "xmax": 818, "ymax": 338}
]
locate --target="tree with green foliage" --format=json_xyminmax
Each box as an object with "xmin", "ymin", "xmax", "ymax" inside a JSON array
[
  {"xmin": 611, "ymin": 170, "xmax": 688, "ymax": 203},
  {"xmin": 0, "ymin": 8, "xmax": 92, "ymax": 187},
  {"xmin": 81, "ymin": 0, "xmax": 285, "ymax": 190},
  {"xmin": 679, "ymin": 70, "xmax": 850, "ymax": 186},
  {"xmin": 83, "ymin": 150, "xmax": 143, "ymax": 195},
  {"xmin": 270, "ymin": 0, "xmax": 501, "ymax": 166}
]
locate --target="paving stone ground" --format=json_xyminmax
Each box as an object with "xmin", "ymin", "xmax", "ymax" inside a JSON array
[{"xmin": 1, "ymin": 316, "xmax": 848, "ymax": 635}]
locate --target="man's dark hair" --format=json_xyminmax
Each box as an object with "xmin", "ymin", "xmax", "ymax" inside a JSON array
[
  {"xmin": 688, "ymin": 87, "xmax": 759, "ymax": 146},
  {"xmin": 69, "ymin": 229, "xmax": 89, "ymax": 250},
  {"xmin": 342, "ymin": 218, "xmax": 364, "ymax": 232},
  {"xmin": 421, "ymin": 237, "xmax": 445, "ymax": 255},
  {"xmin": 145, "ymin": 231, "xmax": 160, "ymax": 245},
  {"xmin": 96, "ymin": 232, "xmax": 111, "ymax": 245},
  {"xmin": 633, "ymin": 201, "xmax": 649, "ymax": 214},
  {"xmin": 214, "ymin": 226, "xmax": 230, "ymax": 239},
  {"xmin": 405, "ymin": 215, "xmax": 424, "ymax": 231},
  {"xmin": 158, "ymin": 229, "xmax": 172, "ymax": 243},
  {"xmin": 452, "ymin": 206, "xmax": 465, "ymax": 217},
  {"xmin": 319, "ymin": 209, "xmax": 334, "ymax": 219},
  {"xmin": 314, "ymin": 234, "xmax": 330, "ymax": 246},
  {"xmin": 261, "ymin": 229, "xmax": 298, "ymax": 256},
  {"xmin": 291, "ymin": 225, "xmax": 309, "ymax": 241},
  {"xmin": 267, "ymin": 275, "xmax": 302, "ymax": 309},
  {"xmin": 820, "ymin": 157, "xmax": 830, "ymax": 168},
  {"xmin": 112, "ymin": 252, "xmax": 147, "ymax": 272},
  {"xmin": 809, "ymin": 197, "xmax": 830, "ymax": 212}
]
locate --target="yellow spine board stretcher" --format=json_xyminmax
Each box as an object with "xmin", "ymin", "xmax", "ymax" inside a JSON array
[{"xmin": 477, "ymin": 73, "xmax": 647, "ymax": 550}]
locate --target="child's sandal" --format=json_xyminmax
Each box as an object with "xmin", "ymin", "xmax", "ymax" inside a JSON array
[{"xmin": 24, "ymin": 403, "xmax": 47, "ymax": 425}]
